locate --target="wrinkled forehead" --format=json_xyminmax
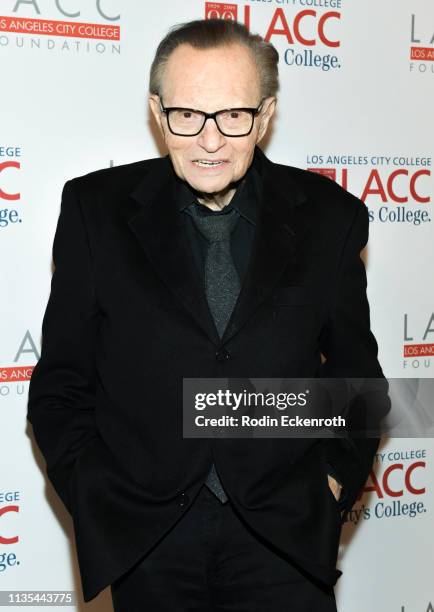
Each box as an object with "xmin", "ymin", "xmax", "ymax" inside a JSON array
[{"xmin": 160, "ymin": 43, "xmax": 261, "ymax": 110}]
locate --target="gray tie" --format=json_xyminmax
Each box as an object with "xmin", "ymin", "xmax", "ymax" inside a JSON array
[{"xmin": 187, "ymin": 203, "xmax": 241, "ymax": 503}]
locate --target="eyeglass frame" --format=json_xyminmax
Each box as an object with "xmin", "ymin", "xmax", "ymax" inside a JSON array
[{"xmin": 159, "ymin": 97, "xmax": 266, "ymax": 137}]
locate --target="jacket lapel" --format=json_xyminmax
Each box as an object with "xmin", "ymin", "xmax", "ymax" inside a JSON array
[
  {"xmin": 127, "ymin": 155, "xmax": 221, "ymax": 345},
  {"xmin": 126, "ymin": 147, "xmax": 308, "ymax": 347},
  {"xmin": 220, "ymin": 147, "xmax": 309, "ymax": 344}
]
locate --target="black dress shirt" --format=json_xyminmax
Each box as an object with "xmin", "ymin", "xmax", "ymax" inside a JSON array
[
  {"xmin": 174, "ymin": 164, "xmax": 260, "ymax": 287},
  {"xmin": 172, "ymin": 163, "xmax": 346, "ymax": 510}
]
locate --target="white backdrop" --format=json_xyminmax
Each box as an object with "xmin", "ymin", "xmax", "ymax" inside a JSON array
[{"xmin": 1, "ymin": 1, "xmax": 433, "ymax": 610}]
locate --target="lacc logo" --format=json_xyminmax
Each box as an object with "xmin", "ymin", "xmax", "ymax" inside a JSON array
[{"xmin": 205, "ymin": 2, "xmax": 341, "ymax": 71}]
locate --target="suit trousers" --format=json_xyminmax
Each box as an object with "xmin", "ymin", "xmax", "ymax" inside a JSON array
[{"xmin": 110, "ymin": 483, "xmax": 338, "ymax": 612}]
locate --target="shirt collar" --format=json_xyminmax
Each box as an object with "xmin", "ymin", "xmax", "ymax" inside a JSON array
[{"xmin": 172, "ymin": 162, "xmax": 260, "ymax": 226}]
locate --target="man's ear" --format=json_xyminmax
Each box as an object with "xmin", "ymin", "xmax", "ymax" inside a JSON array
[
  {"xmin": 256, "ymin": 97, "xmax": 277, "ymax": 143},
  {"xmin": 149, "ymin": 94, "xmax": 165, "ymax": 135}
]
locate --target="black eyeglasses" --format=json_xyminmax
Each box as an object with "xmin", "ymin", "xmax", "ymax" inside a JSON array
[{"xmin": 159, "ymin": 98, "xmax": 265, "ymax": 137}]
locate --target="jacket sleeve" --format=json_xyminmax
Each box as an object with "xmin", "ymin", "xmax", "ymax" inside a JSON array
[
  {"xmin": 27, "ymin": 179, "xmax": 100, "ymax": 515},
  {"xmin": 319, "ymin": 199, "xmax": 391, "ymax": 515}
]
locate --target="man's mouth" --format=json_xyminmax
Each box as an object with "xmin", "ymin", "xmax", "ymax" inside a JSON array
[{"xmin": 192, "ymin": 159, "xmax": 227, "ymax": 168}]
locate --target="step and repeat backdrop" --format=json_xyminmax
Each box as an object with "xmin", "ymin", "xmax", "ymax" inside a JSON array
[{"xmin": 1, "ymin": 0, "xmax": 433, "ymax": 610}]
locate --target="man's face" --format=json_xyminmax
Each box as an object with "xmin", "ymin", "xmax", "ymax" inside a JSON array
[{"xmin": 149, "ymin": 43, "xmax": 275, "ymax": 203}]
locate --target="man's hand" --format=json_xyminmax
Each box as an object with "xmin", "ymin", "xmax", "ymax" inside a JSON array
[{"xmin": 327, "ymin": 474, "xmax": 343, "ymax": 502}]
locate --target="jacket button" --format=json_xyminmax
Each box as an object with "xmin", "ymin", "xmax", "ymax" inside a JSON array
[
  {"xmin": 177, "ymin": 492, "xmax": 189, "ymax": 507},
  {"xmin": 215, "ymin": 347, "xmax": 230, "ymax": 362}
]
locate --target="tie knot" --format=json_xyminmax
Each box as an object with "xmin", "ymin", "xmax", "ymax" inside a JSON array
[{"xmin": 187, "ymin": 203, "xmax": 239, "ymax": 243}]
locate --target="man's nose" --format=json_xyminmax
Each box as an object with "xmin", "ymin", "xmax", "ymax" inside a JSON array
[{"xmin": 197, "ymin": 117, "xmax": 225, "ymax": 152}]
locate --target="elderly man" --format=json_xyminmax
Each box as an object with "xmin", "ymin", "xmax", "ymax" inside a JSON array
[{"xmin": 27, "ymin": 18, "xmax": 389, "ymax": 612}]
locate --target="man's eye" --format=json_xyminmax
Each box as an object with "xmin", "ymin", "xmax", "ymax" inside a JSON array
[
  {"xmin": 229, "ymin": 111, "xmax": 240, "ymax": 119},
  {"xmin": 182, "ymin": 111, "xmax": 193, "ymax": 119}
]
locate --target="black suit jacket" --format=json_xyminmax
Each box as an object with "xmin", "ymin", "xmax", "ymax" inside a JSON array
[{"xmin": 27, "ymin": 146, "xmax": 390, "ymax": 602}]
